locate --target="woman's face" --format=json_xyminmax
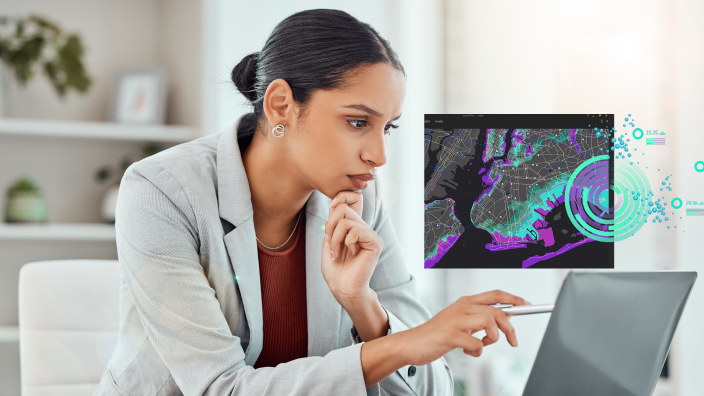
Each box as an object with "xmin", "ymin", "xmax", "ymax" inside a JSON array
[{"xmin": 287, "ymin": 63, "xmax": 406, "ymax": 199}]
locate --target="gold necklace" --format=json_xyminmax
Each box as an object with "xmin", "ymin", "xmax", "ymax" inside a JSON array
[{"xmin": 256, "ymin": 209, "xmax": 302, "ymax": 250}]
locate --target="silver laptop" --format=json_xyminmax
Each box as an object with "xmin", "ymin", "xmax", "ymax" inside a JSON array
[{"xmin": 523, "ymin": 271, "xmax": 697, "ymax": 396}]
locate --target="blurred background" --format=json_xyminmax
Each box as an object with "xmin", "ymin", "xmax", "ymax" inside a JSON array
[{"xmin": 0, "ymin": 0, "xmax": 702, "ymax": 395}]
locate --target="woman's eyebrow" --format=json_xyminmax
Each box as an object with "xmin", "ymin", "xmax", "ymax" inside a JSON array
[{"xmin": 342, "ymin": 104, "xmax": 402, "ymax": 121}]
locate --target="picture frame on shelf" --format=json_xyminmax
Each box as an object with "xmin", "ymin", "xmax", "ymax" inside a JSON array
[{"xmin": 110, "ymin": 69, "xmax": 167, "ymax": 124}]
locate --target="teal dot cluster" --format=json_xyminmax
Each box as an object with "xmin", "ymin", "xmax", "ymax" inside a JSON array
[{"xmin": 624, "ymin": 114, "xmax": 684, "ymax": 232}]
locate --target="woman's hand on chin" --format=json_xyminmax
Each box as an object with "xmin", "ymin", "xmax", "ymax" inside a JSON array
[{"xmin": 321, "ymin": 190, "xmax": 382, "ymax": 311}]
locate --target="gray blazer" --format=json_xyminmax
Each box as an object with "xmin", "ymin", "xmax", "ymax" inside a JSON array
[{"xmin": 93, "ymin": 121, "xmax": 453, "ymax": 396}]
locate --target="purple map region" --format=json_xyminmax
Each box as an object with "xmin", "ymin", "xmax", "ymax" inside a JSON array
[
  {"xmin": 424, "ymin": 199, "xmax": 464, "ymax": 268},
  {"xmin": 425, "ymin": 233, "xmax": 462, "ymax": 269},
  {"xmin": 522, "ymin": 238, "xmax": 592, "ymax": 268},
  {"xmin": 569, "ymin": 128, "xmax": 582, "ymax": 152}
]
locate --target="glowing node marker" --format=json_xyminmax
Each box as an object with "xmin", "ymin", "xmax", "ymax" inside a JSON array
[
  {"xmin": 695, "ymin": 161, "xmax": 704, "ymax": 173},
  {"xmin": 671, "ymin": 198, "xmax": 683, "ymax": 209}
]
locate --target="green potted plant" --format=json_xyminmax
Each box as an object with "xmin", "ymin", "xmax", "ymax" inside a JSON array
[
  {"xmin": 0, "ymin": 14, "xmax": 92, "ymax": 115},
  {"xmin": 4, "ymin": 177, "xmax": 48, "ymax": 223}
]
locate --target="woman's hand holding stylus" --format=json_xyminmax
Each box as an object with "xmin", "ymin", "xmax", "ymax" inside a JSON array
[
  {"xmin": 394, "ymin": 290, "xmax": 530, "ymax": 363},
  {"xmin": 360, "ymin": 290, "xmax": 531, "ymax": 388}
]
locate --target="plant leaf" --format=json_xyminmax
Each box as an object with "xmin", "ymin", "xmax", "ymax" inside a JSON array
[
  {"xmin": 8, "ymin": 35, "xmax": 45, "ymax": 83},
  {"xmin": 28, "ymin": 14, "xmax": 60, "ymax": 36},
  {"xmin": 7, "ymin": 177, "xmax": 40, "ymax": 196},
  {"xmin": 42, "ymin": 60, "xmax": 66, "ymax": 96},
  {"xmin": 57, "ymin": 34, "xmax": 91, "ymax": 92},
  {"xmin": 1, "ymin": 14, "xmax": 92, "ymax": 96}
]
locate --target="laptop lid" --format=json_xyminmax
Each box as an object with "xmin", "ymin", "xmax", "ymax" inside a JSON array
[{"xmin": 523, "ymin": 271, "xmax": 697, "ymax": 396}]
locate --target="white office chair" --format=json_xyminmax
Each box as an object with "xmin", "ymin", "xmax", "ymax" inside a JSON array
[{"xmin": 18, "ymin": 260, "xmax": 120, "ymax": 396}]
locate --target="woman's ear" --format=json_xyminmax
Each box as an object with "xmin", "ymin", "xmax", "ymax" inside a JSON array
[{"xmin": 262, "ymin": 78, "xmax": 295, "ymax": 130}]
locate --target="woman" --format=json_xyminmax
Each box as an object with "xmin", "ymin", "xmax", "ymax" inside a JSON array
[{"xmin": 95, "ymin": 9, "xmax": 528, "ymax": 396}]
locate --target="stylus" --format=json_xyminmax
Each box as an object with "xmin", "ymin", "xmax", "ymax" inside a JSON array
[{"xmin": 499, "ymin": 304, "xmax": 554, "ymax": 316}]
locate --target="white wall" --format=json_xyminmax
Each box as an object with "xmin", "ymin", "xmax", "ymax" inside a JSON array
[
  {"xmin": 385, "ymin": 0, "xmax": 447, "ymax": 313},
  {"xmin": 157, "ymin": 0, "xmax": 202, "ymax": 127},
  {"xmin": 673, "ymin": 2, "xmax": 704, "ymax": 396},
  {"xmin": 444, "ymin": 0, "xmax": 703, "ymax": 395}
]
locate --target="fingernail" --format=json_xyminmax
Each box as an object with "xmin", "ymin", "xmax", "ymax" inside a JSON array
[
  {"xmin": 329, "ymin": 249, "xmax": 335, "ymax": 259},
  {"xmin": 514, "ymin": 337, "xmax": 519, "ymax": 347},
  {"xmin": 525, "ymin": 300, "xmax": 533, "ymax": 305},
  {"xmin": 329, "ymin": 198, "xmax": 336, "ymax": 208},
  {"xmin": 324, "ymin": 234, "xmax": 330, "ymax": 245}
]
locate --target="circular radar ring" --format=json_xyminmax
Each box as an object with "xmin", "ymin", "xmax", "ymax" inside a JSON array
[{"xmin": 565, "ymin": 155, "xmax": 652, "ymax": 242}]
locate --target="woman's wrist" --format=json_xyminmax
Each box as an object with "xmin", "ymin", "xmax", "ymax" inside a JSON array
[
  {"xmin": 360, "ymin": 330, "xmax": 408, "ymax": 388},
  {"xmin": 339, "ymin": 288, "xmax": 389, "ymax": 342}
]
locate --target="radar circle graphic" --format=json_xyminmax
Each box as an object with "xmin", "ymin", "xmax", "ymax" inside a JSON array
[{"xmin": 565, "ymin": 155, "xmax": 652, "ymax": 242}]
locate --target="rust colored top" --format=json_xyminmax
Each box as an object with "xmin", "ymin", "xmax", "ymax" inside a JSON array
[{"xmin": 253, "ymin": 213, "xmax": 308, "ymax": 368}]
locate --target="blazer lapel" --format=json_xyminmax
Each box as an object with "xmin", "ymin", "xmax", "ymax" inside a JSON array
[
  {"xmin": 216, "ymin": 125, "xmax": 263, "ymax": 366},
  {"xmin": 304, "ymin": 190, "xmax": 342, "ymax": 357},
  {"xmin": 223, "ymin": 220, "xmax": 261, "ymax": 366}
]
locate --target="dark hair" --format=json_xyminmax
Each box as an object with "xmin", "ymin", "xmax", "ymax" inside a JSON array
[{"xmin": 231, "ymin": 9, "xmax": 405, "ymax": 139}]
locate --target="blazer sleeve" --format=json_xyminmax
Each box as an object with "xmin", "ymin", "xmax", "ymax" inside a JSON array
[
  {"xmin": 116, "ymin": 161, "xmax": 369, "ymax": 396},
  {"xmin": 352, "ymin": 179, "xmax": 454, "ymax": 396}
]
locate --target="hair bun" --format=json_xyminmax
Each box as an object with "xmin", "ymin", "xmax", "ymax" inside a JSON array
[{"xmin": 231, "ymin": 52, "xmax": 259, "ymax": 102}]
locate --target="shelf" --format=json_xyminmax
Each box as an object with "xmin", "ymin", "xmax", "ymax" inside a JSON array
[
  {"xmin": 0, "ymin": 327, "xmax": 19, "ymax": 343},
  {"xmin": 0, "ymin": 223, "xmax": 116, "ymax": 242},
  {"xmin": 0, "ymin": 118, "xmax": 198, "ymax": 143}
]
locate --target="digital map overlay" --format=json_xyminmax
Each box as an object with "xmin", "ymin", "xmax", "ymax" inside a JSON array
[{"xmin": 424, "ymin": 114, "xmax": 615, "ymax": 269}]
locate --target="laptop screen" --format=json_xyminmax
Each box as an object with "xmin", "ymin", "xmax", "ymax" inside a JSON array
[{"xmin": 523, "ymin": 271, "xmax": 696, "ymax": 396}]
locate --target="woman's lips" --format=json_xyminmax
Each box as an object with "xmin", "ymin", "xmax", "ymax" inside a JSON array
[{"xmin": 348, "ymin": 174, "xmax": 375, "ymax": 189}]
